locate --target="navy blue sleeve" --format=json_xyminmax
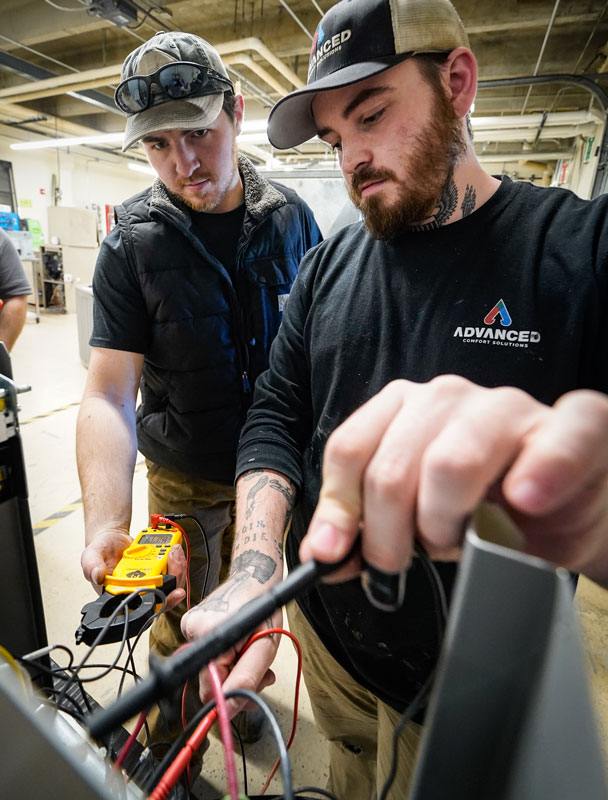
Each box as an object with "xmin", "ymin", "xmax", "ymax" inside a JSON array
[
  {"xmin": 236, "ymin": 250, "xmax": 318, "ymax": 489},
  {"xmin": 90, "ymin": 226, "xmax": 150, "ymax": 354},
  {"xmin": 300, "ymin": 200, "xmax": 323, "ymax": 252}
]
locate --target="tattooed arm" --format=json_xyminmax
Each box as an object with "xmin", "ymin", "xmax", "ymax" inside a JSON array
[{"xmin": 181, "ymin": 468, "xmax": 296, "ymax": 714}]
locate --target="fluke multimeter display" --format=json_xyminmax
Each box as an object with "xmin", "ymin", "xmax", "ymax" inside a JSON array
[{"xmin": 104, "ymin": 524, "xmax": 182, "ymax": 596}]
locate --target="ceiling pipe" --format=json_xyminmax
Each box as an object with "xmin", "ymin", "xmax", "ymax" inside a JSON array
[
  {"xmin": 223, "ymin": 54, "xmax": 290, "ymax": 96},
  {"xmin": 215, "ymin": 38, "xmax": 304, "ymax": 89},
  {"xmin": 276, "ymin": 0, "xmax": 314, "ymax": 39},
  {"xmin": 477, "ymin": 150, "xmax": 573, "ymax": 163},
  {"xmin": 0, "ymin": 101, "xmax": 106, "ymax": 139},
  {"xmin": 0, "ymin": 64, "xmax": 120, "ymax": 103},
  {"xmin": 473, "ymin": 123, "xmax": 598, "ymax": 142},
  {"xmin": 471, "ymin": 109, "xmax": 603, "ymax": 130},
  {"xmin": 0, "ymin": 37, "xmax": 304, "ymax": 108},
  {"xmin": 0, "ymin": 49, "xmax": 119, "ymax": 113},
  {"xmin": 521, "ymin": 0, "xmax": 562, "ymax": 114}
]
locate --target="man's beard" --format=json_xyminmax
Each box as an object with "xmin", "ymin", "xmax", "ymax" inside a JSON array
[
  {"xmin": 174, "ymin": 139, "xmax": 239, "ymax": 213},
  {"xmin": 348, "ymin": 86, "xmax": 467, "ymax": 239}
]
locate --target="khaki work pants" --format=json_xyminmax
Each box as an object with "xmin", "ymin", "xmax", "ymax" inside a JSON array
[{"xmin": 287, "ymin": 600, "xmax": 423, "ymax": 800}]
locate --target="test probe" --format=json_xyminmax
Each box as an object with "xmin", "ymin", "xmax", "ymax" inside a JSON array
[{"xmin": 86, "ymin": 541, "xmax": 407, "ymax": 741}]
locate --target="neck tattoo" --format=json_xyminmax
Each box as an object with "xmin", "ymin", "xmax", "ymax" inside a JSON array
[
  {"xmin": 411, "ymin": 179, "xmax": 477, "ymax": 231},
  {"xmin": 461, "ymin": 184, "xmax": 477, "ymax": 217},
  {"xmin": 411, "ymin": 176, "xmax": 458, "ymax": 232}
]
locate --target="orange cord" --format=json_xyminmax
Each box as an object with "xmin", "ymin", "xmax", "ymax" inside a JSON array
[{"xmin": 148, "ymin": 709, "xmax": 218, "ymax": 800}]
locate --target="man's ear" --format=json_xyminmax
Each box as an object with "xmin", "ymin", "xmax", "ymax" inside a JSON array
[
  {"xmin": 234, "ymin": 93, "xmax": 245, "ymax": 135},
  {"xmin": 444, "ymin": 47, "xmax": 477, "ymax": 119}
]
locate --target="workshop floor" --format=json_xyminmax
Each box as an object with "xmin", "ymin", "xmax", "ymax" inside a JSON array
[{"xmin": 9, "ymin": 310, "xmax": 608, "ymax": 798}]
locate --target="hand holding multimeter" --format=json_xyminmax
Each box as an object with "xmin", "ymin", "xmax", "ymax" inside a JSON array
[{"xmin": 76, "ymin": 517, "xmax": 186, "ymax": 646}]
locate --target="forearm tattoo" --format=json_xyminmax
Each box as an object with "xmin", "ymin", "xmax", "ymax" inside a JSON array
[
  {"xmin": 241, "ymin": 469, "xmax": 265, "ymax": 481},
  {"xmin": 229, "ymin": 549, "xmax": 277, "ymax": 582},
  {"xmin": 269, "ymin": 477, "xmax": 296, "ymax": 532},
  {"xmin": 245, "ymin": 475, "xmax": 268, "ymax": 518},
  {"xmin": 198, "ymin": 550, "xmax": 277, "ymax": 614}
]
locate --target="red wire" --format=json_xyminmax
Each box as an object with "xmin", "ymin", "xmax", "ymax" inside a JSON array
[
  {"xmin": 113, "ymin": 518, "xmax": 191, "ymax": 776},
  {"xmin": 238, "ymin": 627, "xmax": 303, "ymax": 795},
  {"xmin": 148, "ymin": 709, "xmax": 217, "ymax": 800},
  {"xmin": 154, "ymin": 518, "xmax": 194, "ymax": 781},
  {"xmin": 208, "ymin": 660, "xmax": 240, "ymax": 800},
  {"xmin": 148, "ymin": 625, "xmax": 303, "ymax": 799},
  {"xmin": 155, "ymin": 516, "xmax": 191, "ymax": 610},
  {"xmin": 113, "ymin": 710, "xmax": 148, "ymax": 769}
]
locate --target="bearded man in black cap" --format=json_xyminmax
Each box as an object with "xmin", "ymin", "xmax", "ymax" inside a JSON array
[
  {"xmin": 181, "ymin": 1, "xmax": 608, "ymax": 797},
  {"xmin": 77, "ymin": 30, "xmax": 322, "ymax": 746}
]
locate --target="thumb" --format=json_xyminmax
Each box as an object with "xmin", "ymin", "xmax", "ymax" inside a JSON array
[{"xmin": 167, "ymin": 543, "xmax": 187, "ymax": 589}]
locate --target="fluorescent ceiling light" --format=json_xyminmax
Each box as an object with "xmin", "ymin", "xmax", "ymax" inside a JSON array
[
  {"xmin": 237, "ymin": 132, "xmax": 270, "ymax": 144},
  {"xmin": 240, "ymin": 119, "xmax": 268, "ymax": 134},
  {"xmin": 10, "ymin": 132, "xmax": 124, "ymax": 150},
  {"xmin": 128, "ymin": 162, "xmax": 155, "ymax": 175}
]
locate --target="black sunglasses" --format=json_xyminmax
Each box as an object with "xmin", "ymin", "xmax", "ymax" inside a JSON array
[{"xmin": 114, "ymin": 61, "xmax": 234, "ymax": 114}]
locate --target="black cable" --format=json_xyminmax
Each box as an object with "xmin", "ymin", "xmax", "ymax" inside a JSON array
[
  {"xmin": 414, "ymin": 541, "xmax": 448, "ymax": 642},
  {"xmin": 144, "ymin": 689, "xmax": 293, "ymax": 799},
  {"xmin": 231, "ymin": 718, "xmax": 248, "ymax": 796},
  {"xmin": 377, "ymin": 543, "xmax": 448, "ymax": 800},
  {"xmin": 55, "ymin": 589, "xmax": 138, "ymax": 708},
  {"xmin": 377, "ymin": 670, "xmax": 435, "ymax": 800},
  {"xmin": 118, "ymin": 589, "xmax": 167, "ymax": 697},
  {"xmin": 40, "ymin": 688, "xmax": 86, "ymax": 720},
  {"xmin": 291, "ymin": 788, "xmax": 340, "ymax": 800},
  {"xmin": 19, "ymin": 647, "xmax": 94, "ymax": 715},
  {"xmin": 79, "ymin": 661, "xmax": 139, "ymax": 683},
  {"xmin": 163, "ymin": 513, "xmax": 211, "ymax": 601}
]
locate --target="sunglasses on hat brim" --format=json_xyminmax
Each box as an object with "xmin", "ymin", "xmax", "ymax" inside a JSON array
[{"xmin": 115, "ymin": 61, "xmax": 234, "ymax": 114}]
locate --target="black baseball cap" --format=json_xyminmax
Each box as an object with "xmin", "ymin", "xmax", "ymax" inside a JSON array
[{"xmin": 267, "ymin": 0, "xmax": 469, "ymax": 150}]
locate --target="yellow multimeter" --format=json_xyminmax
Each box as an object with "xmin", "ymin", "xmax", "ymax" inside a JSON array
[
  {"xmin": 76, "ymin": 518, "xmax": 184, "ymax": 646},
  {"xmin": 104, "ymin": 523, "xmax": 183, "ymax": 596}
]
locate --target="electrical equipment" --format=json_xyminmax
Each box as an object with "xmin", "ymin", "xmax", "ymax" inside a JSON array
[
  {"xmin": 86, "ymin": 0, "xmax": 138, "ymax": 27},
  {"xmin": 75, "ymin": 519, "xmax": 182, "ymax": 645},
  {"xmin": 37, "ymin": 245, "xmax": 66, "ymax": 312},
  {"xmin": 408, "ymin": 505, "xmax": 608, "ymax": 800},
  {"xmin": 106, "ymin": 521, "xmax": 182, "ymax": 595},
  {"xmin": 0, "ymin": 651, "xmax": 146, "ymax": 799},
  {"xmin": 0, "ymin": 352, "xmax": 50, "ymax": 688}
]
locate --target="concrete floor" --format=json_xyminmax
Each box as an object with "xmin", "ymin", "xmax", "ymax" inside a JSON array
[{"xmin": 8, "ymin": 309, "xmax": 608, "ymax": 798}]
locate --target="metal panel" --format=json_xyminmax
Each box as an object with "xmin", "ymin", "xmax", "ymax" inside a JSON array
[{"xmin": 409, "ymin": 505, "xmax": 608, "ymax": 799}]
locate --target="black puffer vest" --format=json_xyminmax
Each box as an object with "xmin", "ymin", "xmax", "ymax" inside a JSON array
[{"xmin": 113, "ymin": 156, "xmax": 322, "ymax": 481}]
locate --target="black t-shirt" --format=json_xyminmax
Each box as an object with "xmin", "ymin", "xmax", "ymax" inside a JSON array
[
  {"xmin": 237, "ymin": 176, "xmax": 608, "ymax": 712},
  {"xmin": 188, "ymin": 204, "xmax": 246, "ymax": 285}
]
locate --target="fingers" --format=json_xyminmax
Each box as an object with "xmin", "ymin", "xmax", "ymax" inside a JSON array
[
  {"xmin": 503, "ymin": 390, "xmax": 608, "ymax": 514},
  {"xmin": 161, "ymin": 543, "xmax": 188, "ymax": 611},
  {"xmin": 167, "ymin": 542, "xmax": 188, "ymax": 586},
  {"xmin": 218, "ymin": 637, "xmax": 279, "ymax": 715},
  {"xmin": 415, "ymin": 384, "xmax": 542, "ymax": 550},
  {"xmin": 81, "ymin": 552, "xmax": 106, "ymax": 590},
  {"xmin": 306, "ymin": 377, "xmax": 608, "ymax": 588},
  {"xmin": 81, "ymin": 531, "xmax": 132, "ymax": 591},
  {"xmin": 182, "ymin": 582, "xmax": 283, "ymax": 715},
  {"xmin": 303, "ymin": 377, "xmax": 557, "ymax": 578}
]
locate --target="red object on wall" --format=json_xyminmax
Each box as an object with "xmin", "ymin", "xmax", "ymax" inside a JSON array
[{"xmin": 105, "ymin": 204, "xmax": 115, "ymax": 235}]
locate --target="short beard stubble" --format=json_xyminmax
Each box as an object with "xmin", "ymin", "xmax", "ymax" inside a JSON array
[{"xmin": 348, "ymin": 68, "xmax": 468, "ymax": 239}]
